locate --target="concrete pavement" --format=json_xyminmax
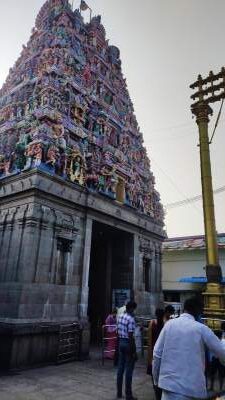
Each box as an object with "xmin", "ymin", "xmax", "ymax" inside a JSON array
[{"xmin": 0, "ymin": 350, "xmax": 154, "ymax": 400}]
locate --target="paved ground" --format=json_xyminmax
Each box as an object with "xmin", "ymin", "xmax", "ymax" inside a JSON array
[{"xmin": 0, "ymin": 350, "xmax": 154, "ymax": 400}]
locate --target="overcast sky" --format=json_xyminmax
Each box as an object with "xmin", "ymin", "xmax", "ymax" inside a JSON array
[{"xmin": 1, "ymin": 0, "xmax": 225, "ymax": 238}]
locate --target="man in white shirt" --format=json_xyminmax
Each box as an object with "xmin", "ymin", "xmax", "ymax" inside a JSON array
[{"xmin": 152, "ymin": 297, "xmax": 225, "ymax": 400}]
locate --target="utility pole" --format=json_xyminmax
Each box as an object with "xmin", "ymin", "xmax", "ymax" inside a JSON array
[{"xmin": 190, "ymin": 70, "xmax": 225, "ymax": 329}]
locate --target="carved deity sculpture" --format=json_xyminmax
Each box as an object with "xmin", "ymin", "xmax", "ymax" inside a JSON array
[
  {"xmin": 109, "ymin": 169, "xmax": 118, "ymax": 195},
  {"xmin": 25, "ymin": 142, "xmax": 43, "ymax": 169},
  {"xmin": 98, "ymin": 166, "xmax": 117, "ymax": 197},
  {"xmin": 0, "ymin": 155, "xmax": 5, "ymax": 175},
  {"xmin": 41, "ymin": 92, "xmax": 50, "ymax": 107},
  {"xmin": 46, "ymin": 145, "xmax": 58, "ymax": 167},
  {"xmin": 68, "ymin": 148, "xmax": 86, "ymax": 185},
  {"xmin": 14, "ymin": 132, "xmax": 32, "ymax": 170},
  {"xmin": 82, "ymin": 64, "xmax": 92, "ymax": 86},
  {"xmin": 55, "ymin": 151, "xmax": 66, "ymax": 176},
  {"xmin": 86, "ymin": 168, "xmax": 98, "ymax": 190}
]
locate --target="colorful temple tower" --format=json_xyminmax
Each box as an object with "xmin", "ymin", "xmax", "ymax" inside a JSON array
[{"xmin": 0, "ymin": 0, "xmax": 165, "ymax": 368}]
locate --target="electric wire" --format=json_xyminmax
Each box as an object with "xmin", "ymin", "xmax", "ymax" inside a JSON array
[
  {"xmin": 145, "ymin": 114, "xmax": 225, "ymax": 215},
  {"xmin": 150, "ymin": 155, "xmax": 202, "ymax": 215},
  {"xmin": 209, "ymin": 99, "xmax": 224, "ymax": 144},
  {"xmin": 163, "ymin": 100, "xmax": 225, "ymax": 209},
  {"xmin": 147, "ymin": 113, "xmax": 225, "ymax": 213},
  {"xmin": 165, "ymin": 185, "xmax": 225, "ymax": 210}
]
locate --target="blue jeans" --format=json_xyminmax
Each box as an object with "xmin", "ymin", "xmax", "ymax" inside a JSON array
[{"xmin": 117, "ymin": 338, "xmax": 136, "ymax": 398}]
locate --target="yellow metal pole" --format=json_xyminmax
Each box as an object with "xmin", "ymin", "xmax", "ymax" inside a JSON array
[
  {"xmin": 192, "ymin": 100, "xmax": 224, "ymax": 327},
  {"xmin": 194, "ymin": 102, "xmax": 218, "ymax": 266}
]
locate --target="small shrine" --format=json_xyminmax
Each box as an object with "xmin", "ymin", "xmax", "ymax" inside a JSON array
[{"xmin": 0, "ymin": 0, "xmax": 165, "ymax": 369}]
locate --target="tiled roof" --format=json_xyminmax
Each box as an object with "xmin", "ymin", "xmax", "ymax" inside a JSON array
[{"xmin": 163, "ymin": 234, "xmax": 225, "ymax": 251}]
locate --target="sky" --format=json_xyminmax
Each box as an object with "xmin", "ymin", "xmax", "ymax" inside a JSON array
[{"xmin": 0, "ymin": 0, "xmax": 225, "ymax": 238}]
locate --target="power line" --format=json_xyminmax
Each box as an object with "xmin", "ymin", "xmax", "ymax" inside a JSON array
[
  {"xmin": 146, "ymin": 115, "xmax": 225, "ymax": 213},
  {"xmin": 150, "ymin": 155, "xmax": 202, "ymax": 215},
  {"xmin": 165, "ymin": 185, "xmax": 225, "ymax": 210},
  {"xmin": 144, "ymin": 130, "xmax": 196, "ymax": 144},
  {"xmin": 148, "ymin": 121, "xmax": 192, "ymax": 134},
  {"xmin": 150, "ymin": 155, "xmax": 190, "ymax": 199},
  {"xmin": 209, "ymin": 98, "xmax": 224, "ymax": 144}
]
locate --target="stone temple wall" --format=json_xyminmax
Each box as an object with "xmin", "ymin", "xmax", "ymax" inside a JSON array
[
  {"xmin": 0, "ymin": 175, "xmax": 84, "ymax": 321},
  {"xmin": 0, "ymin": 0, "xmax": 165, "ymax": 369},
  {"xmin": 0, "ymin": 169, "xmax": 165, "ymax": 368},
  {"xmin": 0, "ymin": 170, "xmax": 164, "ymax": 319}
]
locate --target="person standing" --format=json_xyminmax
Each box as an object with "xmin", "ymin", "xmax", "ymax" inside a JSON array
[
  {"xmin": 104, "ymin": 309, "xmax": 117, "ymax": 360},
  {"xmin": 208, "ymin": 330, "xmax": 225, "ymax": 391},
  {"xmin": 147, "ymin": 308, "xmax": 165, "ymax": 400},
  {"xmin": 152, "ymin": 297, "xmax": 225, "ymax": 400},
  {"xmin": 117, "ymin": 301, "xmax": 137, "ymax": 400},
  {"xmin": 163, "ymin": 305, "xmax": 175, "ymax": 322},
  {"xmin": 117, "ymin": 302, "xmax": 127, "ymax": 320}
]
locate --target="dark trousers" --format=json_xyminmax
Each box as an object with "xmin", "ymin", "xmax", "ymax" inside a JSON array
[
  {"xmin": 117, "ymin": 338, "xmax": 136, "ymax": 399},
  {"xmin": 153, "ymin": 382, "xmax": 162, "ymax": 400},
  {"xmin": 208, "ymin": 357, "xmax": 225, "ymax": 390}
]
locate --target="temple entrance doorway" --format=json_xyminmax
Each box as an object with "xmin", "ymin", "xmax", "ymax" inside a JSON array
[{"xmin": 88, "ymin": 221, "xmax": 134, "ymax": 343}]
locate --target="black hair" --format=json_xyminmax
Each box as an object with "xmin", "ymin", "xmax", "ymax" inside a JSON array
[
  {"xmin": 126, "ymin": 301, "xmax": 137, "ymax": 311},
  {"xmin": 155, "ymin": 308, "xmax": 165, "ymax": 319},
  {"xmin": 165, "ymin": 305, "xmax": 175, "ymax": 314},
  {"xmin": 184, "ymin": 296, "xmax": 203, "ymax": 316}
]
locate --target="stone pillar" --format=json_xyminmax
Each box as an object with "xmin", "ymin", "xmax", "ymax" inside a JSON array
[
  {"xmin": 50, "ymin": 216, "xmax": 58, "ymax": 284},
  {"xmin": 0, "ymin": 206, "xmax": 29, "ymax": 319},
  {"xmin": 16, "ymin": 204, "xmax": 43, "ymax": 283},
  {"xmin": 152, "ymin": 245, "xmax": 157, "ymax": 292},
  {"xmin": 155, "ymin": 246, "xmax": 162, "ymax": 293},
  {"xmin": 151, "ymin": 246, "xmax": 156, "ymax": 293},
  {"xmin": 0, "ymin": 213, "xmax": 12, "ymax": 280},
  {"xmin": 153, "ymin": 244, "xmax": 164, "ymax": 307},
  {"xmin": 139, "ymin": 236, "xmax": 153, "ymax": 292},
  {"xmin": 5, "ymin": 208, "xmax": 23, "ymax": 282},
  {"xmin": 0, "ymin": 210, "xmax": 8, "ymax": 256},
  {"xmin": 147, "ymin": 251, "xmax": 153, "ymax": 292},
  {"xmin": 78, "ymin": 217, "xmax": 93, "ymax": 319},
  {"xmin": 158, "ymin": 250, "xmax": 162, "ymax": 293},
  {"xmin": 78, "ymin": 217, "xmax": 93, "ymax": 359},
  {"xmin": 139, "ymin": 253, "xmax": 144, "ymax": 291},
  {"xmin": 0, "ymin": 208, "xmax": 17, "ymax": 281},
  {"xmin": 34, "ymin": 206, "xmax": 55, "ymax": 284},
  {"xmin": 133, "ymin": 234, "xmax": 140, "ymax": 293},
  {"xmin": 155, "ymin": 250, "xmax": 158, "ymax": 292},
  {"xmin": 105, "ymin": 240, "xmax": 112, "ymax": 314}
]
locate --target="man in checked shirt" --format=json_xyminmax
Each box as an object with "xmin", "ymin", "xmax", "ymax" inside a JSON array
[{"xmin": 117, "ymin": 301, "xmax": 138, "ymax": 400}]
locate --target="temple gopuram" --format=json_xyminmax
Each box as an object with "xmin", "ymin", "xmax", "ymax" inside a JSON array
[{"xmin": 0, "ymin": 0, "xmax": 165, "ymax": 368}]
